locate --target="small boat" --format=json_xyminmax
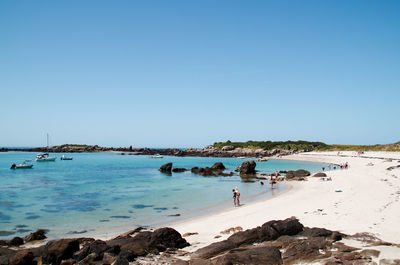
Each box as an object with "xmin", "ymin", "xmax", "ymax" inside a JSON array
[
  {"xmin": 237, "ymin": 156, "xmax": 245, "ymax": 159},
  {"xmin": 60, "ymin": 155, "xmax": 73, "ymax": 160},
  {"xmin": 149, "ymin": 154, "xmax": 163, "ymax": 158},
  {"xmin": 36, "ymin": 153, "xmax": 56, "ymax": 162},
  {"xmin": 11, "ymin": 161, "xmax": 33, "ymax": 169},
  {"xmin": 256, "ymin": 157, "xmax": 270, "ymax": 162}
]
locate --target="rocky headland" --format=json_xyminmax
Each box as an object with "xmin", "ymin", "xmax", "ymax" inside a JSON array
[{"xmin": 3, "ymin": 145, "xmax": 299, "ymax": 158}]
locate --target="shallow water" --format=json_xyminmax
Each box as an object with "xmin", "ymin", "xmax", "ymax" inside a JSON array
[{"xmin": 0, "ymin": 152, "xmax": 328, "ymax": 239}]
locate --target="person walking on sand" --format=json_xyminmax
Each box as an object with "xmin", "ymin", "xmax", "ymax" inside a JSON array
[
  {"xmin": 232, "ymin": 189, "xmax": 237, "ymax": 207},
  {"xmin": 234, "ymin": 187, "xmax": 240, "ymax": 206}
]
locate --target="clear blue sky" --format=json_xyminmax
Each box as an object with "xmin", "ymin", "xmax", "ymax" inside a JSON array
[{"xmin": 1, "ymin": 0, "xmax": 399, "ymax": 147}]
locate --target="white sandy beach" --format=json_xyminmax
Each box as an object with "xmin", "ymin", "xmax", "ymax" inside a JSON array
[{"xmin": 170, "ymin": 151, "xmax": 400, "ymax": 253}]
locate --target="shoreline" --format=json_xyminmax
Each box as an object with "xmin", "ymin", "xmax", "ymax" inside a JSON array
[{"xmin": 167, "ymin": 151, "xmax": 400, "ymax": 251}]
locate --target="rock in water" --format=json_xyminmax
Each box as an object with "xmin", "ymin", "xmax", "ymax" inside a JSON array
[
  {"xmin": 172, "ymin": 168, "xmax": 187, "ymax": 173},
  {"xmin": 285, "ymin": 169, "xmax": 311, "ymax": 180},
  {"xmin": 25, "ymin": 229, "xmax": 47, "ymax": 242},
  {"xmin": 211, "ymin": 162, "xmax": 225, "ymax": 170},
  {"xmin": 159, "ymin": 163, "xmax": 172, "ymax": 173},
  {"xmin": 239, "ymin": 160, "xmax": 256, "ymax": 175}
]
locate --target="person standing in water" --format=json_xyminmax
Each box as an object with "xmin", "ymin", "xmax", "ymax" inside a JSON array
[
  {"xmin": 234, "ymin": 187, "xmax": 240, "ymax": 206},
  {"xmin": 232, "ymin": 189, "xmax": 237, "ymax": 207}
]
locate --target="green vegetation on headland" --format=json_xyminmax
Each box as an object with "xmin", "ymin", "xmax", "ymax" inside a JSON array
[
  {"xmin": 213, "ymin": 140, "xmax": 400, "ymax": 152},
  {"xmin": 317, "ymin": 142, "xmax": 400, "ymax": 152},
  {"xmin": 213, "ymin": 140, "xmax": 327, "ymax": 152}
]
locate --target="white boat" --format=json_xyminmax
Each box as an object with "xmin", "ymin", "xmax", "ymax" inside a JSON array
[
  {"xmin": 61, "ymin": 155, "xmax": 73, "ymax": 160},
  {"xmin": 256, "ymin": 157, "xmax": 270, "ymax": 162},
  {"xmin": 11, "ymin": 161, "xmax": 33, "ymax": 169},
  {"xmin": 149, "ymin": 154, "xmax": 163, "ymax": 158},
  {"xmin": 36, "ymin": 153, "xmax": 56, "ymax": 162}
]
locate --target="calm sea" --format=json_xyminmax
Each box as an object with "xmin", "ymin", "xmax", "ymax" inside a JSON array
[{"xmin": 0, "ymin": 152, "xmax": 328, "ymax": 239}]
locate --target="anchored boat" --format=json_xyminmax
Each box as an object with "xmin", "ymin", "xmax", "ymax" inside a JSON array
[
  {"xmin": 36, "ymin": 153, "xmax": 56, "ymax": 162},
  {"xmin": 61, "ymin": 155, "xmax": 73, "ymax": 160},
  {"xmin": 149, "ymin": 154, "xmax": 163, "ymax": 158},
  {"xmin": 10, "ymin": 161, "xmax": 33, "ymax": 169}
]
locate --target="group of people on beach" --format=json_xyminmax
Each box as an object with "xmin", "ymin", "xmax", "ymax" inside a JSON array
[
  {"xmin": 322, "ymin": 162, "xmax": 348, "ymax": 171},
  {"xmin": 232, "ymin": 187, "xmax": 240, "ymax": 207}
]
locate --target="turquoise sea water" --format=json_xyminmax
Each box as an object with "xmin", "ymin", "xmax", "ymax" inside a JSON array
[{"xmin": 0, "ymin": 152, "xmax": 328, "ymax": 239}]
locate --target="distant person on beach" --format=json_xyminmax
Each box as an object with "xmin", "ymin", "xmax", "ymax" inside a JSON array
[
  {"xmin": 235, "ymin": 187, "xmax": 240, "ymax": 206},
  {"xmin": 270, "ymin": 175, "xmax": 276, "ymax": 189},
  {"xmin": 232, "ymin": 189, "xmax": 237, "ymax": 207}
]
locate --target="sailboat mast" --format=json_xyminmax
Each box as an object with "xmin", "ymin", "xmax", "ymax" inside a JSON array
[{"xmin": 47, "ymin": 133, "xmax": 49, "ymax": 148}]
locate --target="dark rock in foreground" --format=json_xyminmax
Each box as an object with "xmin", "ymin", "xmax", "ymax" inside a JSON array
[
  {"xmin": 214, "ymin": 246, "xmax": 283, "ymax": 265},
  {"xmin": 8, "ymin": 237, "xmax": 24, "ymax": 247},
  {"xmin": 159, "ymin": 163, "xmax": 172, "ymax": 173},
  {"xmin": 312, "ymin": 172, "xmax": 327, "ymax": 178}
]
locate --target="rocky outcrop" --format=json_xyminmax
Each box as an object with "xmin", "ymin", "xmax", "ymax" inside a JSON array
[
  {"xmin": 285, "ymin": 169, "xmax": 311, "ymax": 180},
  {"xmin": 172, "ymin": 168, "xmax": 187, "ymax": 173},
  {"xmin": 159, "ymin": 163, "xmax": 172, "ymax": 173},
  {"xmin": 9, "ymin": 250, "xmax": 35, "ymax": 265},
  {"xmin": 214, "ymin": 246, "xmax": 283, "ymax": 265},
  {"xmin": 8, "ymin": 237, "xmax": 24, "ymax": 247},
  {"xmin": 211, "ymin": 162, "xmax": 225, "ymax": 170},
  {"xmin": 2, "ymin": 228, "xmax": 189, "ymax": 265},
  {"xmin": 7, "ymin": 145, "xmax": 301, "ymax": 158},
  {"xmin": 193, "ymin": 217, "xmax": 302, "ymax": 259},
  {"xmin": 149, "ymin": 227, "xmax": 190, "ymax": 251},
  {"xmin": 312, "ymin": 172, "xmax": 327, "ymax": 178},
  {"xmin": 24, "ymin": 229, "xmax": 47, "ymax": 242},
  {"xmin": 239, "ymin": 160, "xmax": 257, "ymax": 175}
]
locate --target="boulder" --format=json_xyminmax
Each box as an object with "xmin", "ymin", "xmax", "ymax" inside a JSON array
[
  {"xmin": 263, "ymin": 217, "xmax": 304, "ymax": 236},
  {"xmin": 198, "ymin": 167, "xmax": 215, "ymax": 176},
  {"xmin": 172, "ymin": 168, "xmax": 187, "ymax": 173},
  {"xmin": 25, "ymin": 229, "xmax": 47, "ymax": 242},
  {"xmin": 313, "ymin": 172, "xmax": 327, "ymax": 178},
  {"xmin": 159, "ymin": 163, "xmax": 172, "ymax": 173},
  {"xmin": 107, "ymin": 232, "xmax": 152, "ymax": 260},
  {"xmin": 239, "ymin": 160, "xmax": 256, "ymax": 175},
  {"xmin": 300, "ymin": 227, "xmax": 333, "ymax": 238},
  {"xmin": 9, "ymin": 250, "xmax": 35, "ymax": 265},
  {"xmin": 34, "ymin": 239, "xmax": 80, "ymax": 265},
  {"xmin": 214, "ymin": 246, "xmax": 282, "ymax": 265},
  {"xmin": 283, "ymin": 237, "xmax": 331, "ymax": 263},
  {"xmin": 227, "ymin": 225, "xmax": 279, "ymax": 247},
  {"xmin": 0, "ymin": 248, "xmax": 16, "ymax": 265},
  {"xmin": 74, "ymin": 239, "xmax": 115, "ymax": 262},
  {"xmin": 191, "ymin": 167, "xmax": 199, "ymax": 174},
  {"xmin": 211, "ymin": 162, "xmax": 225, "ymax": 170},
  {"xmin": 285, "ymin": 169, "xmax": 311, "ymax": 180},
  {"xmin": 9, "ymin": 237, "xmax": 24, "ymax": 246},
  {"xmin": 148, "ymin": 227, "xmax": 189, "ymax": 251},
  {"xmin": 192, "ymin": 240, "xmax": 236, "ymax": 259}
]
